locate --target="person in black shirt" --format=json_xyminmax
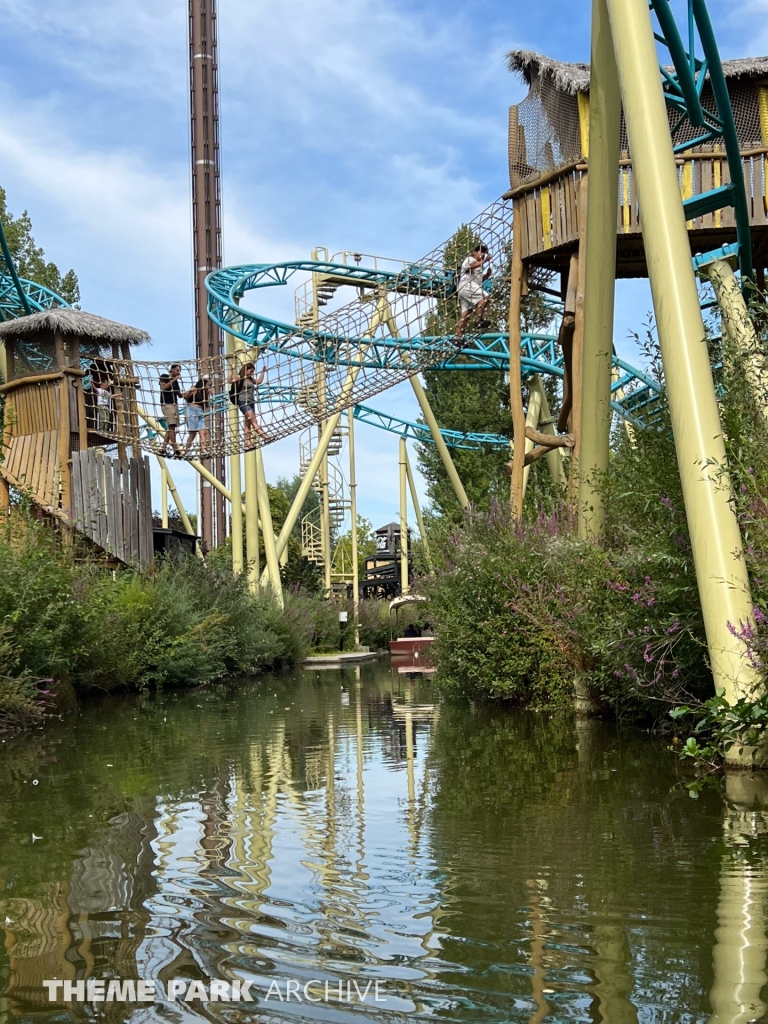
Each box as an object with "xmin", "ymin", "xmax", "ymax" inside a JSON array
[{"xmin": 159, "ymin": 364, "xmax": 182, "ymax": 457}]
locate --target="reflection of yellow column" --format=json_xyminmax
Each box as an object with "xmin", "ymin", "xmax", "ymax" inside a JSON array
[
  {"xmin": 355, "ymin": 678, "xmax": 366, "ymax": 878},
  {"xmin": 405, "ymin": 711, "xmax": 415, "ymax": 804},
  {"xmin": 593, "ymin": 925, "xmax": 637, "ymax": 1024},
  {"xmin": 399, "ymin": 438, "xmax": 410, "ymax": 596},
  {"xmin": 709, "ymin": 775, "xmax": 768, "ymax": 1024},
  {"xmin": 526, "ymin": 879, "xmax": 550, "ymax": 1024}
]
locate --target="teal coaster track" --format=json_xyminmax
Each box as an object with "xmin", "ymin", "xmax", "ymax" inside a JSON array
[{"xmin": 0, "ymin": 203, "xmax": 665, "ymax": 456}]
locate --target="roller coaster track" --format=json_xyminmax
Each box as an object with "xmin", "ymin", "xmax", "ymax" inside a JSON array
[
  {"xmin": 0, "ymin": 204, "xmax": 663, "ymax": 454},
  {"xmin": 0, "ymin": 222, "xmax": 69, "ymax": 324}
]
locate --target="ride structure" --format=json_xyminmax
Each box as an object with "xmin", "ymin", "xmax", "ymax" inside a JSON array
[{"xmin": 0, "ymin": 0, "xmax": 764, "ymax": 731}]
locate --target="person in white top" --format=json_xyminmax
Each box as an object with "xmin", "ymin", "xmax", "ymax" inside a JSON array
[
  {"xmin": 455, "ymin": 243, "xmax": 491, "ymax": 340},
  {"xmin": 94, "ymin": 379, "xmax": 112, "ymax": 434}
]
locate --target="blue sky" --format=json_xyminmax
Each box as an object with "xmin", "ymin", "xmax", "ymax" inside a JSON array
[{"xmin": 0, "ymin": 0, "xmax": 763, "ymax": 528}]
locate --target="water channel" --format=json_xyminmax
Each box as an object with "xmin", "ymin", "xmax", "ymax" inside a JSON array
[{"xmin": 1, "ymin": 660, "xmax": 767, "ymax": 1022}]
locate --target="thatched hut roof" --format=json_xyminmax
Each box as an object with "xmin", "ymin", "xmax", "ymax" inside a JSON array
[
  {"xmin": 0, "ymin": 308, "xmax": 151, "ymax": 344},
  {"xmin": 506, "ymin": 49, "xmax": 768, "ymax": 95}
]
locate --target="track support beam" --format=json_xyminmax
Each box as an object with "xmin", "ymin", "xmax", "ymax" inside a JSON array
[
  {"xmin": 605, "ymin": 0, "xmax": 761, "ymax": 711},
  {"xmin": 578, "ymin": 0, "xmax": 621, "ymax": 540},
  {"xmin": 410, "ymin": 375, "xmax": 469, "ymax": 510}
]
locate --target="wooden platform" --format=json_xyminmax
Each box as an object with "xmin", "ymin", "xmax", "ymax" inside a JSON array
[{"xmin": 508, "ymin": 152, "xmax": 768, "ymax": 277}]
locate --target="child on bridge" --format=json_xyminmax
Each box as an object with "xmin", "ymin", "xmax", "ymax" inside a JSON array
[{"xmin": 455, "ymin": 243, "xmax": 491, "ymax": 341}]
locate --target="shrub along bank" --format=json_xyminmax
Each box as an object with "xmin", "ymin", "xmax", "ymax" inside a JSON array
[
  {"xmin": 0, "ymin": 515, "xmax": 313, "ymax": 729},
  {"xmin": 426, "ymin": 326, "xmax": 768, "ymax": 720},
  {"xmin": 0, "ymin": 513, "xmax": 420, "ymax": 731}
]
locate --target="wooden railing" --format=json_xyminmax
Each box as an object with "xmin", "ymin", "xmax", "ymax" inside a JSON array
[{"xmin": 513, "ymin": 150, "xmax": 768, "ymax": 260}]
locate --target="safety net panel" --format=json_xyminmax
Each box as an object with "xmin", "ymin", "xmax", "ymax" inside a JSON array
[{"xmin": 508, "ymin": 77, "xmax": 582, "ymax": 190}]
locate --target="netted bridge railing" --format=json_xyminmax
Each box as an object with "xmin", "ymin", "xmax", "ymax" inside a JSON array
[{"xmin": 85, "ymin": 196, "xmax": 515, "ymax": 458}]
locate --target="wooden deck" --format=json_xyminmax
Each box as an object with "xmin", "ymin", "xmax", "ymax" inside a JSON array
[{"xmin": 509, "ymin": 150, "xmax": 768, "ymax": 276}]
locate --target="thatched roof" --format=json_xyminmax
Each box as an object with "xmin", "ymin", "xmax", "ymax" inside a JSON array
[
  {"xmin": 506, "ymin": 49, "xmax": 768, "ymax": 95},
  {"xmin": 507, "ymin": 51, "xmax": 590, "ymax": 95},
  {"xmin": 0, "ymin": 308, "xmax": 150, "ymax": 344}
]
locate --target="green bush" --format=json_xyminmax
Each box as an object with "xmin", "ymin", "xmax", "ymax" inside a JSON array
[
  {"xmin": 0, "ymin": 517, "xmax": 314, "ymax": 699},
  {"xmin": 426, "ymin": 321, "xmax": 768, "ymax": 718},
  {"xmin": 0, "ymin": 628, "xmax": 50, "ymax": 731}
]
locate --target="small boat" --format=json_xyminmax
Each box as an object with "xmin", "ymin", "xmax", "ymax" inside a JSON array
[
  {"xmin": 389, "ymin": 635, "xmax": 435, "ymax": 656},
  {"xmin": 388, "ymin": 595, "xmax": 434, "ymax": 658}
]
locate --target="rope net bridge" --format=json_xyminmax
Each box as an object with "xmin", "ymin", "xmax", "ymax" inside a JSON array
[
  {"xmin": 66, "ymin": 196, "xmax": 660, "ymax": 461},
  {"xmin": 73, "ymin": 197, "xmax": 525, "ymax": 459}
]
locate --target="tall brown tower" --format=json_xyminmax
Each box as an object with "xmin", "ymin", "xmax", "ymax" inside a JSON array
[{"xmin": 188, "ymin": 0, "xmax": 226, "ymax": 550}]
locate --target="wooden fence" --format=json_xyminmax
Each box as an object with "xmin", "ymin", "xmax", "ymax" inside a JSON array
[{"xmin": 71, "ymin": 449, "xmax": 153, "ymax": 569}]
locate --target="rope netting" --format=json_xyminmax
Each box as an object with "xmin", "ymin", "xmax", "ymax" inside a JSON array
[
  {"xmin": 508, "ymin": 67, "xmax": 766, "ymax": 191},
  {"xmin": 83, "ymin": 196, "xmax": 518, "ymax": 459}
]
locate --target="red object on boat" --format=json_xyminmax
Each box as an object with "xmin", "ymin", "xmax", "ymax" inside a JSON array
[{"xmin": 389, "ymin": 636, "xmax": 435, "ymax": 657}]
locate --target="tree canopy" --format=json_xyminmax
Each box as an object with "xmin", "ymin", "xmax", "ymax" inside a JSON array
[{"xmin": 0, "ymin": 186, "xmax": 80, "ymax": 306}]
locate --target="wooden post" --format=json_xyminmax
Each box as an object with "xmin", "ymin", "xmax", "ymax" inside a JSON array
[
  {"xmin": 508, "ymin": 197, "xmax": 527, "ymax": 518},
  {"xmin": 57, "ymin": 376, "xmax": 72, "ymax": 521},
  {"xmin": 120, "ymin": 341, "xmax": 141, "ymax": 458},
  {"xmin": 73, "ymin": 374, "xmax": 88, "ymax": 450},
  {"xmin": 53, "ymin": 331, "xmax": 66, "ymax": 371},
  {"xmin": 556, "ymin": 254, "xmax": 579, "ymax": 433}
]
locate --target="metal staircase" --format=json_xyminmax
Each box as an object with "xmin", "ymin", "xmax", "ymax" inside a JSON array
[{"xmin": 298, "ymin": 424, "xmax": 354, "ymax": 588}]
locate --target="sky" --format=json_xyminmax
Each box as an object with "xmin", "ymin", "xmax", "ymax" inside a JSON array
[{"xmin": 0, "ymin": 0, "xmax": 764, "ymax": 529}]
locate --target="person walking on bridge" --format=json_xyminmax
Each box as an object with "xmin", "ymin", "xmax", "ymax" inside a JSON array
[
  {"xmin": 183, "ymin": 374, "xmax": 210, "ymax": 456},
  {"xmin": 229, "ymin": 361, "xmax": 270, "ymax": 447},
  {"xmin": 455, "ymin": 243, "xmax": 491, "ymax": 341},
  {"xmin": 159, "ymin": 363, "xmax": 182, "ymax": 457}
]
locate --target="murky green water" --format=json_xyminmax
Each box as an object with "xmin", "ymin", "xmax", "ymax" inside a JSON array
[{"xmin": 0, "ymin": 660, "xmax": 766, "ymax": 1022}]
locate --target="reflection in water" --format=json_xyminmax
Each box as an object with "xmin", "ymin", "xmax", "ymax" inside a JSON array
[
  {"xmin": 709, "ymin": 774, "xmax": 768, "ymax": 1024},
  {"xmin": 0, "ymin": 662, "xmax": 766, "ymax": 1020}
]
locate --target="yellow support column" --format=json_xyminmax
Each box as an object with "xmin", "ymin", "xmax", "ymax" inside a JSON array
[
  {"xmin": 605, "ymin": 0, "xmax": 760, "ymax": 708},
  {"xmin": 254, "ymin": 447, "xmax": 283, "ymax": 608},
  {"xmin": 155, "ymin": 455, "xmax": 197, "ymax": 541},
  {"xmin": 226, "ymin": 334, "xmax": 244, "ymax": 575},
  {"xmin": 404, "ymin": 444, "xmax": 433, "ymax": 574},
  {"xmin": 160, "ymin": 463, "xmax": 169, "ymax": 528},
  {"xmin": 703, "ymin": 259, "xmax": 768, "ymax": 425},
  {"xmin": 244, "ymin": 448, "xmax": 259, "ymax": 592},
  {"xmin": 578, "ymin": 0, "xmax": 621, "ymax": 539},
  {"xmin": 348, "ymin": 408, "xmax": 360, "ymax": 645},
  {"xmin": 399, "ymin": 437, "xmax": 410, "ymax": 596}
]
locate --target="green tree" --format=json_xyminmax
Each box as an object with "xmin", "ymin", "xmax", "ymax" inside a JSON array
[
  {"xmin": 334, "ymin": 516, "xmax": 376, "ymax": 580},
  {"xmin": 0, "ymin": 186, "xmax": 80, "ymax": 305}
]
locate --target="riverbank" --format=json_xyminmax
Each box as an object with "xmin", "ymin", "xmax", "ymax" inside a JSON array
[{"xmin": 0, "ymin": 514, "xmax": 400, "ymax": 731}]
